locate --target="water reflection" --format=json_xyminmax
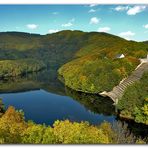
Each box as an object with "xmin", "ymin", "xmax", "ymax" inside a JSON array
[
  {"xmin": 0, "ymin": 69, "xmax": 65, "ymax": 95},
  {"xmin": 0, "ymin": 69, "xmax": 116, "ymax": 125},
  {"xmin": 65, "ymin": 87, "xmax": 115, "ymax": 116},
  {"xmin": 0, "ymin": 69, "xmax": 147, "ymax": 138}
]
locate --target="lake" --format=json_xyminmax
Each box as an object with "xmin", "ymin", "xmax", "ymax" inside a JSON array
[
  {"xmin": 0, "ymin": 69, "xmax": 116, "ymax": 125},
  {"xmin": 0, "ymin": 69, "xmax": 148, "ymax": 137}
]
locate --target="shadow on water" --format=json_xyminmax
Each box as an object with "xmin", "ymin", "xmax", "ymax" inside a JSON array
[
  {"xmin": 0, "ymin": 68, "xmax": 66, "ymax": 96},
  {"xmin": 0, "ymin": 68, "xmax": 116, "ymax": 125},
  {"xmin": 116, "ymin": 116, "xmax": 148, "ymax": 139},
  {"xmin": 0, "ymin": 68, "xmax": 116, "ymax": 115},
  {"xmin": 65, "ymin": 87, "xmax": 116, "ymax": 116},
  {"xmin": 64, "ymin": 87, "xmax": 148, "ymax": 138},
  {"xmin": 0, "ymin": 68, "xmax": 117, "ymax": 116}
]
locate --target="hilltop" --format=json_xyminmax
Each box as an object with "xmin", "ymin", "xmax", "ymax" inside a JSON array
[{"xmin": 0, "ymin": 30, "xmax": 147, "ymax": 61}]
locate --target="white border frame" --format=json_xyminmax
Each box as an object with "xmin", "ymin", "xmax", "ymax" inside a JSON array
[
  {"xmin": 0, "ymin": 1, "xmax": 147, "ymax": 148},
  {"xmin": 0, "ymin": 0, "xmax": 148, "ymax": 4}
]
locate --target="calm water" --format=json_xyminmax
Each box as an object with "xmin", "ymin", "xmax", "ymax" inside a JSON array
[{"xmin": 0, "ymin": 69, "xmax": 116, "ymax": 125}]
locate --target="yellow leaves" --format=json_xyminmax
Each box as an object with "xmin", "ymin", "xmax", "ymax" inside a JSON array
[
  {"xmin": 42, "ymin": 127, "xmax": 55, "ymax": 144},
  {"xmin": 141, "ymin": 98, "xmax": 148, "ymax": 116},
  {"xmin": 142, "ymin": 104, "xmax": 148, "ymax": 116},
  {"xmin": 0, "ymin": 106, "xmax": 27, "ymax": 143},
  {"xmin": 134, "ymin": 50, "xmax": 146, "ymax": 58},
  {"xmin": 79, "ymin": 75, "xmax": 87, "ymax": 82},
  {"xmin": 22, "ymin": 124, "xmax": 45, "ymax": 144},
  {"xmin": 2, "ymin": 105, "xmax": 146, "ymax": 144},
  {"xmin": 53, "ymin": 120, "xmax": 109, "ymax": 144},
  {"xmin": 133, "ymin": 97, "xmax": 148, "ymax": 125},
  {"xmin": 99, "ymin": 122, "xmax": 112, "ymax": 136},
  {"xmin": 119, "ymin": 67, "xmax": 127, "ymax": 77},
  {"xmin": 0, "ymin": 107, "xmax": 111, "ymax": 144},
  {"xmin": 114, "ymin": 68, "xmax": 121, "ymax": 75},
  {"xmin": 90, "ymin": 84, "xmax": 95, "ymax": 91},
  {"xmin": 136, "ymin": 139, "xmax": 146, "ymax": 144},
  {"xmin": 126, "ymin": 56, "xmax": 139, "ymax": 65}
]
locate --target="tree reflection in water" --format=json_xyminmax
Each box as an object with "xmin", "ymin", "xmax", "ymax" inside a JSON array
[{"xmin": 0, "ymin": 68, "xmax": 148, "ymax": 139}]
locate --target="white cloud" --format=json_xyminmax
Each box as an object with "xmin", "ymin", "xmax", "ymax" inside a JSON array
[
  {"xmin": 114, "ymin": 6, "xmax": 129, "ymax": 11},
  {"xmin": 88, "ymin": 9, "xmax": 96, "ymax": 13},
  {"xmin": 143, "ymin": 24, "xmax": 148, "ymax": 29},
  {"xmin": 98, "ymin": 27, "xmax": 111, "ymax": 33},
  {"xmin": 127, "ymin": 6, "xmax": 146, "ymax": 15},
  {"xmin": 90, "ymin": 17, "xmax": 100, "ymax": 24},
  {"xmin": 62, "ymin": 22, "xmax": 73, "ymax": 27},
  {"xmin": 26, "ymin": 24, "xmax": 38, "ymax": 30},
  {"xmin": 114, "ymin": 5, "xmax": 147, "ymax": 16},
  {"xmin": 119, "ymin": 31, "xmax": 135, "ymax": 40},
  {"xmin": 61, "ymin": 18, "xmax": 75, "ymax": 27},
  {"xmin": 48, "ymin": 29, "xmax": 59, "ymax": 34},
  {"xmin": 89, "ymin": 4, "xmax": 98, "ymax": 7}
]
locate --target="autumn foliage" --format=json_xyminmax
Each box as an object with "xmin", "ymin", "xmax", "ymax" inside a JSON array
[{"xmin": 0, "ymin": 106, "xmax": 145, "ymax": 144}]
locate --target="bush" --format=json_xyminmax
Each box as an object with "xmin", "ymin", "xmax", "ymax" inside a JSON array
[
  {"xmin": 0, "ymin": 106, "xmax": 146, "ymax": 144},
  {"xmin": 118, "ymin": 72, "xmax": 148, "ymax": 124},
  {"xmin": 58, "ymin": 55, "xmax": 137, "ymax": 93}
]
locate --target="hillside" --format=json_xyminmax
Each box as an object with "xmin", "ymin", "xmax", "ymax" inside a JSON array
[
  {"xmin": 117, "ymin": 72, "xmax": 148, "ymax": 125},
  {"xmin": 143, "ymin": 41, "xmax": 148, "ymax": 44},
  {"xmin": 0, "ymin": 31, "xmax": 85, "ymax": 66},
  {"xmin": 0, "ymin": 30, "xmax": 148, "ymax": 92},
  {"xmin": 1, "ymin": 31, "xmax": 147, "ymax": 64},
  {"xmin": 57, "ymin": 31, "xmax": 148, "ymax": 93}
]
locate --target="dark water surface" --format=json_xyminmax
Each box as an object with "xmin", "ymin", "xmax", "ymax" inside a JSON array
[
  {"xmin": 0, "ymin": 69, "xmax": 116, "ymax": 125},
  {"xmin": 1, "ymin": 69, "xmax": 148, "ymax": 138},
  {"xmin": 0, "ymin": 90, "xmax": 115, "ymax": 125}
]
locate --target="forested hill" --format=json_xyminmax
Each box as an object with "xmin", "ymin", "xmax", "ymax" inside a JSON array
[
  {"xmin": 0, "ymin": 30, "xmax": 148, "ymax": 80},
  {"xmin": 0, "ymin": 30, "xmax": 148, "ymax": 63},
  {"xmin": 143, "ymin": 41, "xmax": 148, "ymax": 44},
  {"xmin": 55, "ymin": 31, "xmax": 148, "ymax": 94}
]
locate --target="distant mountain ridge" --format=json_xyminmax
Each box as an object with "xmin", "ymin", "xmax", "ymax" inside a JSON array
[
  {"xmin": 143, "ymin": 41, "xmax": 148, "ymax": 44},
  {"xmin": 0, "ymin": 30, "xmax": 147, "ymax": 66}
]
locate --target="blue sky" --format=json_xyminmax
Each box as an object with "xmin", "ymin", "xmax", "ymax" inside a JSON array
[{"xmin": 0, "ymin": 4, "xmax": 147, "ymax": 41}]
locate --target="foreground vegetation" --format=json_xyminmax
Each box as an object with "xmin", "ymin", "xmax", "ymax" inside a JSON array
[
  {"xmin": 118, "ymin": 72, "xmax": 148, "ymax": 125},
  {"xmin": 0, "ymin": 104, "xmax": 147, "ymax": 144}
]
